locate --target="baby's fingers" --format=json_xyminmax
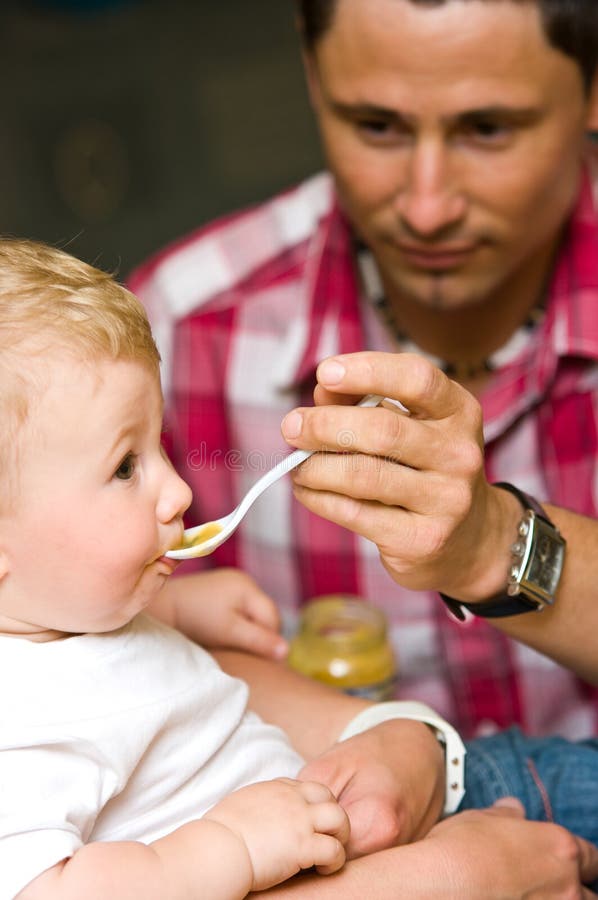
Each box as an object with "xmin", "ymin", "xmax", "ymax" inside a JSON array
[
  {"xmin": 310, "ymin": 798, "xmax": 350, "ymax": 876},
  {"xmin": 242, "ymin": 583, "xmax": 283, "ymax": 632},
  {"xmin": 298, "ymin": 780, "xmax": 337, "ymax": 803},
  {"xmin": 228, "ymin": 614, "xmax": 288, "ymax": 660},
  {"xmin": 312, "ymin": 833, "xmax": 347, "ymax": 876},
  {"xmin": 315, "ymin": 799, "xmax": 351, "ymax": 844},
  {"xmin": 298, "ymin": 781, "xmax": 350, "ymax": 844}
]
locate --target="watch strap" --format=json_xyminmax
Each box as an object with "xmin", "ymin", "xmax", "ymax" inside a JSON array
[
  {"xmin": 337, "ymin": 700, "xmax": 466, "ymax": 815},
  {"xmin": 440, "ymin": 590, "xmax": 540, "ymax": 620},
  {"xmin": 440, "ymin": 482, "xmax": 564, "ymax": 620},
  {"xmin": 493, "ymin": 482, "xmax": 551, "ymax": 522}
]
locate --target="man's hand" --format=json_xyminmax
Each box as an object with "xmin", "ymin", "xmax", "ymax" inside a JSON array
[
  {"xmin": 281, "ymin": 351, "xmax": 517, "ymax": 603},
  {"xmin": 299, "ymin": 718, "xmax": 445, "ymax": 858},
  {"xmin": 149, "ymin": 569, "xmax": 289, "ymax": 660},
  {"xmin": 422, "ymin": 798, "xmax": 598, "ymax": 898}
]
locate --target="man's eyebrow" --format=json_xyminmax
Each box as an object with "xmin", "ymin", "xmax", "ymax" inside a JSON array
[
  {"xmin": 455, "ymin": 105, "xmax": 544, "ymax": 126},
  {"xmin": 329, "ymin": 101, "xmax": 401, "ymax": 120},
  {"xmin": 328, "ymin": 100, "xmax": 543, "ymax": 126}
]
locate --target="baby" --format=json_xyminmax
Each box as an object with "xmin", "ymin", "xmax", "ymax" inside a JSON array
[{"xmin": 0, "ymin": 238, "xmax": 349, "ymax": 899}]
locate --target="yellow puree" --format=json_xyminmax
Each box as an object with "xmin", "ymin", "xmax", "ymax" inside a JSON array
[{"xmin": 179, "ymin": 522, "xmax": 223, "ymax": 556}]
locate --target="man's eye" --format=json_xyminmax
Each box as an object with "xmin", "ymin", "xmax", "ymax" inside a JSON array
[
  {"xmin": 356, "ymin": 118, "xmax": 411, "ymax": 146},
  {"xmin": 467, "ymin": 119, "xmax": 510, "ymax": 142},
  {"xmin": 359, "ymin": 118, "xmax": 390, "ymax": 134},
  {"xmin": 357, "ymin": 119, "xmax": 401, "ymax": 140},
  {"xmin": 114, "ymin": 454, "xmax": 136, "ymax": 480}
]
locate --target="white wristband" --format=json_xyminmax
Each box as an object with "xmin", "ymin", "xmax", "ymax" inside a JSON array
[{"xmin": 337, "ymin": 700, "xmax": 466, "ymax": 816}]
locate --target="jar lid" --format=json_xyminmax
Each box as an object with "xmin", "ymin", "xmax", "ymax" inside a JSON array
[{"xmin": 299, "ymin": 596, "xmax": 387, "ymax": 651}]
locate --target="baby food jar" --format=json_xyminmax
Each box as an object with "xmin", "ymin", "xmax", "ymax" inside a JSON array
[{"xmin": 288, "ymin": 595, "xmax": 397, "ymax": 701}]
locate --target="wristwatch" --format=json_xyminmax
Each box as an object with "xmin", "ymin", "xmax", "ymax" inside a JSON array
[{"xmin": 440, "ymin": 482, "xmax": 566, "ymax": 621}]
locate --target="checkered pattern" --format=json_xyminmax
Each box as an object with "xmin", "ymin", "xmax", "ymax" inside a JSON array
[{"xmin": 129, "ymin": 151, "xmax": 598, "ymax": 740}]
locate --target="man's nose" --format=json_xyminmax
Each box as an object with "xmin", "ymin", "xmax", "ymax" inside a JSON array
[{"xmin": 395, "ymin": 141, "xmax": 467, "ymax": 238}]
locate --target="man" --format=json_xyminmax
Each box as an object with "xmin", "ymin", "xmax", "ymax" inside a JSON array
[{"xmin": 129, "ymin": 0, "xmax": 598, "ymax": 740}]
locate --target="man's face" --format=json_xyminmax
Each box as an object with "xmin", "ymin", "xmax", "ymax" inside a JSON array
[
  {"xmin": 306, "ymin": 0, "xmax": 597, "ymax": 311},
  {"xmin": 0, "ymin": 356, "xmax": 191, "ymax": 639}
]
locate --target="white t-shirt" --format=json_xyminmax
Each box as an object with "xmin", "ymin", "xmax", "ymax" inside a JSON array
[{"xmin": 0, "ymin": 614, "xmax": 303, "ymax": 899}]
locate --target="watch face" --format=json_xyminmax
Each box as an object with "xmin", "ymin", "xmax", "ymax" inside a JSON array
[{"xmin": 521, "ymin": 517, "xmax": 566, "ymax": 604}]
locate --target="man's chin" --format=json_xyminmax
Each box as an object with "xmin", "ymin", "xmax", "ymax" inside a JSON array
[{"xmin": 382, "ymin": 266, "xmax": 499, "ymax": 313}]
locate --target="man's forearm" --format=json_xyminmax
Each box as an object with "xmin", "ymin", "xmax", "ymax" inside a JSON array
[
  {"xmin": 253, "ymin": 803, "xmax": 598, "ymax": 900},
  {"xmin": 251, "ymin": 841, "xmax": 453, "ymax": 900},
  {"xmin": 214, "ymin": 650, "xmax": 369, "ymax": 758},
  {"xmin": 487, "ymin": 506, "xmax": 598, "ymax": 685}
]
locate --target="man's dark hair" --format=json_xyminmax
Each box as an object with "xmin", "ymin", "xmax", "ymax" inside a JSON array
[{"xmin": 295, "ymin": 0, "xmax": 598, "ymax": 91}]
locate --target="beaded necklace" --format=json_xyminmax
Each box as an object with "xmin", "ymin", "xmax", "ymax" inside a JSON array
[{"xmin": 357, "ymin": 245, "xmax": 545, "ymax": 381}]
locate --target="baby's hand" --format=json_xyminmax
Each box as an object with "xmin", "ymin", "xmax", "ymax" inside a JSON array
[
  {"xmin": 157, "ymin": 568, "xmax": 288, "ymax": 659},
  {"xmin": 204, "ymin": 778, "xmax": 350, "ymax": 891}
]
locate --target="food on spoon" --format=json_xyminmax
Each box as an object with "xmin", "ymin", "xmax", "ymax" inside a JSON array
[{"xmin": 177, "ymin": 522, "xmax": 223, "ymax": 556}]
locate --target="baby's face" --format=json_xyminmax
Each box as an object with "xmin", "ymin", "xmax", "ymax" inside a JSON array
[{"xmin": 0, "ymin": 356, "xmax": 191, "ymax": 639}]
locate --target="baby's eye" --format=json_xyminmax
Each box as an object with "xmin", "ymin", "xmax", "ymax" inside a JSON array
[{"xmin": 114, "ymin": 454, "xmax": 137, "ymax": 480}]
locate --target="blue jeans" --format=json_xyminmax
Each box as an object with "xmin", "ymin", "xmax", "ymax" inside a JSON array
[{"xmin": 461, "ymin": 727, "xmax": 598, "ymax": 891}]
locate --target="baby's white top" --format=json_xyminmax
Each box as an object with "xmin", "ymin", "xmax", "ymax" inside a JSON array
[{"xmin": 0, "ymin": 614, "xmax": 303, "ymax": 899}]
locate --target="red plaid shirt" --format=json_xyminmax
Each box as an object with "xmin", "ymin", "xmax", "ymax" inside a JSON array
[{"xmin": 130, "ymin": 149, "xmax": 598, "ymax": 739}]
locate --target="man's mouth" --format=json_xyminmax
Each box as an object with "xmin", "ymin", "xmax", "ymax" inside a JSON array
[{"xmin": 396, "ymin": 242, "xmax": 478, "ymax": 270}]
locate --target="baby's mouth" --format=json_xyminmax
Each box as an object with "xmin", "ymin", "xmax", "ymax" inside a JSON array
[{"xmin": 156, "ymin": 554, "xmax": 180, "ymax": 574}]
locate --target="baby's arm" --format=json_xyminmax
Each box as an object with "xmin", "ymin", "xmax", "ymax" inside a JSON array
[
  {"xmin": 148, "ymin": 568, "xmax": 288, "ymax": 660},
  {"xmin": 16, "ymin": 779, "xmax": 349, "ymax": 900}
]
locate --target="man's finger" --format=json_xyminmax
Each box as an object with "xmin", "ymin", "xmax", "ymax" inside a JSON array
[
  {"xmin": 315, "ymin": 352, "xmax": 463, "ymax": 419},
  {"xmin": 490, "ymin": 797, "xmax": 526, "ymax": 816},
  {"xmin": 576, "ymin": 835, "xmax": 598, "ymax": 887}
]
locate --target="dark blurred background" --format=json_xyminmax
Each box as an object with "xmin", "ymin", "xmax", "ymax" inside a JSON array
[{"xmin": 0, "ymin": 0, "xmax": 323, "ymax": 274}]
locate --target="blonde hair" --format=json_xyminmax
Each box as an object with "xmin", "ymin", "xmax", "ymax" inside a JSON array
[{"xmin": 0, "ymin": 237, "xmax": 160, "ymax": 510}]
